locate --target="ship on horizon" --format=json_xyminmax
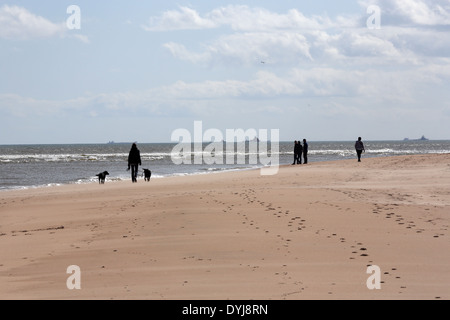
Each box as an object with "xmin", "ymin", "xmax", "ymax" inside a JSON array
[
  {"xmin": 403, "ymin": 135, "xmax": 429, "ymax": 141},
  {"xmin": 107, "ymin": 141, "xmax": 136, "ymax": 145}
]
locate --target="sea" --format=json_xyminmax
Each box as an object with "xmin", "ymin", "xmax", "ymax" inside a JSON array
[{"xmin": 0, "ymin": 140, "xmax": 449, "ymax": 191}]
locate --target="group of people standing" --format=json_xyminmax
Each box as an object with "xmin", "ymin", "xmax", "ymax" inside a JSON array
[
  {"xmin": 292, "ymin": 137, "xmax": 366, "ymax": 165},
  {"xmin": 292, "ymin": 139, "xmax": 309, "ymax": 165}
]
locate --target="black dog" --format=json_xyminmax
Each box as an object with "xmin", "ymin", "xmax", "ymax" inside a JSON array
[
  {"xmin": 143, "ymin": 169, "xmax": 152, "ymax": 182},
  {"xmin": 96, "ymin": 171, "xmax": 109, "ymax": 184}
]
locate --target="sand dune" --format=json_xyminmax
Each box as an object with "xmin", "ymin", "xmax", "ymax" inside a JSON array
[{"xmin": 0, "ymin": 154, "xmax": 449, "ymax": 300}]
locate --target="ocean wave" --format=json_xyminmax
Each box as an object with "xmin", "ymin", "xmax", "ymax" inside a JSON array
[
  {"xmin": 2, "ymin": 147, "xmax": 449, "ymax": 164},
  {"xmin": 0, "ymin": 152, "xmax": 171, "ymax": 163}
]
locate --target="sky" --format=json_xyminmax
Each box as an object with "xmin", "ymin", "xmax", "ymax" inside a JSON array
[{"xmin": 0, "ymin": 0, "xmax": 449, "ymax": 144}]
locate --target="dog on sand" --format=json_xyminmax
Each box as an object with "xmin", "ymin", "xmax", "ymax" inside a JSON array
[
  {"xmin": 96, "ymin": 171, "xmax": 109, "ymax": 184},
  {"xmin": 143, "ymin": 169, "xmax": 152, "ymax": 182}
]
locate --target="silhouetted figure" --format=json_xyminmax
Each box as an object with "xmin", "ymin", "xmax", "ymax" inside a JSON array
[
  {"xmin": 303, "ymin": 139, "xmax": 309, "ymax": 164},
  {"xmin": 128, "ymin": 143, "xmax": 142, "ymax": 182},
  {"xmin": 292, "ymin": 141, "xmax": 302, "ymax": 165},
  {"xmin": 292, "ymin": 141, "xmax": 297, "ymax": 165},
  {"xmin": 292, "ymin": 141, "xmax": 299, "ymax": 165},
  {"xmin": 355, "ymin": 137, "xmax": 365, "ymax": 162},
  {"xmin": 297, "ymin": 140, "xmax": 303, "ymax": 164}
]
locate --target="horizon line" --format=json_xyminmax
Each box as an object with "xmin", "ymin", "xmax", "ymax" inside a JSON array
[{"xmin": 1, "ymin": 139, "xmax": 448, "ymax": 146}]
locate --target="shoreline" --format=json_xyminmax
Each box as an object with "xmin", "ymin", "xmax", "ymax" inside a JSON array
[
  {"xmin": 0, "ymin": 153, "xmax": 449, "ymax": 299},
  {"xmin": 0, "ymin": 164, "xmax": 264, "ymax": 193},
  {"xmin": 2, "ymin": 152, "xmax": 449, "ymax": 193}
]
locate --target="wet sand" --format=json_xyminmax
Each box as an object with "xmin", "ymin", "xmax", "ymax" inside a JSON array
[{"xmin": 0, "ymin": 154, "xmax": 449, "ymax": 300}]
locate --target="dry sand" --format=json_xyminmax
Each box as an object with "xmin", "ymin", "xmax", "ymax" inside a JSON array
[{"xmin": 0, "ymin": 154, "xmax": 449, "ymax": 300}]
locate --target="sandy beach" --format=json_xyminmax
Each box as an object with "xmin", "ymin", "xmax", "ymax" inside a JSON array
[{"xmin": 0, "ymin": 154, "xmax": 449, "ymax": 300}]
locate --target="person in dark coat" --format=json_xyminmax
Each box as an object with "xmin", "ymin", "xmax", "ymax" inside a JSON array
[
  {"xmin": 128, "ymin": 143, "xmax": 142, "ymax": 183},
  {"xmin": 355, "ymin": 137, "xmax": 365, "ymax": 162},
  {"xmin": 297, "ymin": 140, "xmax": 303, "ymax": 164},
  {"xmin": 292, "ymin": 140, "xmax": 303, "ymax": 165},
  {"xmin": 292, "ymin": 141, "xmax": 298, "ymax": 165},
  {"xmin": 303, "ymin": 139, "xmax": 309, "ymax": 164}
]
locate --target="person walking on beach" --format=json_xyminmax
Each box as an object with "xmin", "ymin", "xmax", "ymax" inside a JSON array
[
  {"xmin": 355, "ymin": 137, "xmax": 365, "ymax": 162},
  {"xmin": 128, "ymin": 143, "xmax": 142, "ymax": 183},
  {"xmin": 303, "ymin": 139, "xmax": 309, "ymax": 164}
]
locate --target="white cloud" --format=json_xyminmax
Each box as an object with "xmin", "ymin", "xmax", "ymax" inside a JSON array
[
  {"xmin": 145, "ymin": 2, "xmax": 450, "ymax": 68},
  {"xmin": 143, "ymin": 6, "xmax": 217, "ymax": 31},
  {"xmin": 392, "ymin": 0, "xmax": 450, "ymax": 25},
  {"xmin": 0, "ymin": 5, "xmax": 65, "ymax": 39},
  {"xmin": 331, "ymin": 31, "xmax": 403, "ymax": 59},
  {"xmin": 72, "ymin": 34, "xmax": 90, "ymax": 44},
  {"xmin": 3, "ymin": 61, "xmax": 450, "ymax": 118},
  {"xmin": 165, "ymin": 31, "xmax": 313, "ymax": 66},
  {"xmin": 206, "ymin": 5, "xmax": 333, "ymax": 31},
  {"xmin": 360, "ymin": 0, "xmax": 450, "ymax": 26},
  {"xmin": 143, "ymin": 5, "xmax": 335, "ymax": 32},
  {"xmin": 163, "ymin": 42, "xmax": 211, "ymax": 64},
  {"xmin": 160, "ymin": 25, "xmax": 450, "ymax": 67},
  {"xmin": 0, "ymin": 5, "xmax": 89, "ymax": 43}
]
